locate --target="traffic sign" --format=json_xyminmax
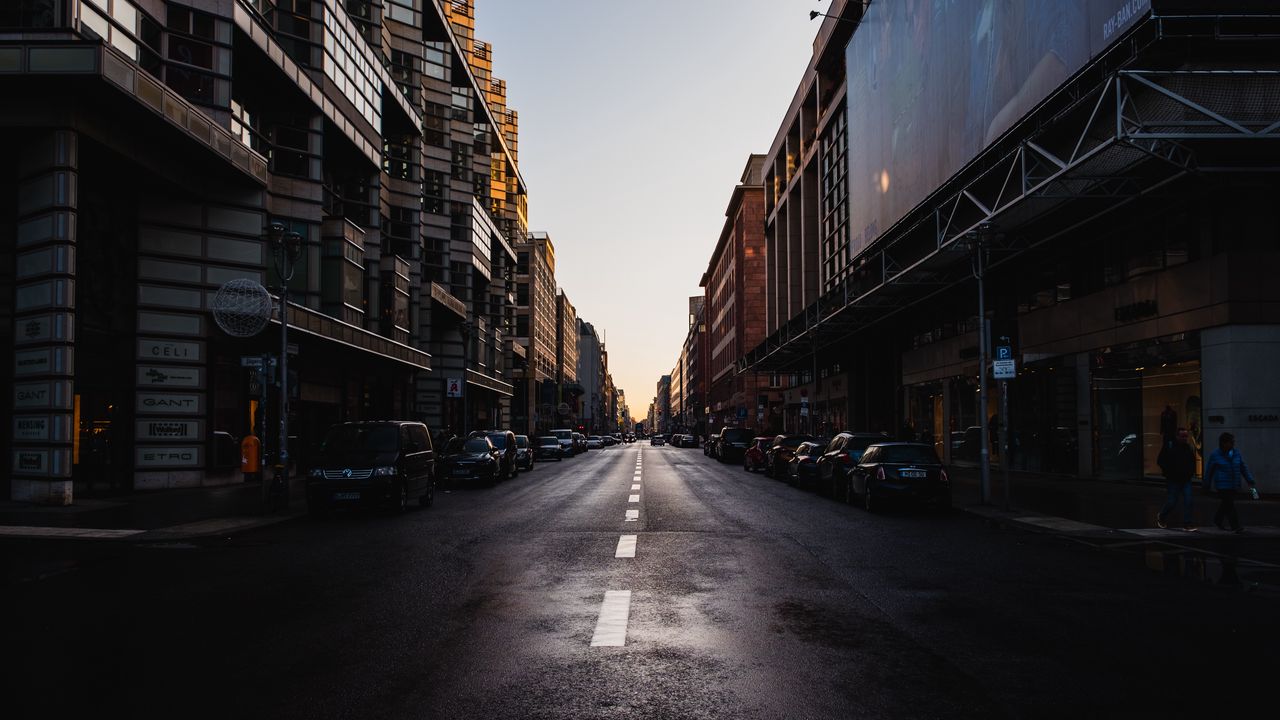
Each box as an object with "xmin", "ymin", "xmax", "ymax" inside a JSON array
[
  {"xmin": 993, "ymin": 359, "xmax": 1017, "ymax": 380},
  {"xmin": 996, "ymin": 345, "xmax": 1013, "ymax": 361},
  {"xmin": 446, "ymin": 377, "xmax": 462, "ymax": 398}
]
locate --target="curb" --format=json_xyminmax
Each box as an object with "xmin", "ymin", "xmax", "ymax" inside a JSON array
[
  {"xmin": 958, "ymin": 504, "xmax": 1280, "ymax": 540},
  {"xmin": 0, "ymin": 509, "xmax": 306, "ymax": 544}
]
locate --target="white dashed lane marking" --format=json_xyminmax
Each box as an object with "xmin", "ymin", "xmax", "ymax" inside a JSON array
[
  {"xmin": 625, "ymin": 509, "xmax": 639, "ymax": 521},
  {"xmin": 590, "ymin": 590, "xmax": 632, "ymax": 647},
  {"xmin": 631, "ymin": 483, "xmax": 641, "ymax": 490},
  {"xmin": 615, "ymin": 534, "xmax": 637, "ymax": 558},
  {"xmin": 628, "ymin": 494, "xmax": 640, "ymax": 502}
]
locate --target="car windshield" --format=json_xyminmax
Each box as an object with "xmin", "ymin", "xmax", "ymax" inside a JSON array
[
  {"xmin": 781, "ymin": 435, "xmax": 812, "ymax": 448},
  {"xmin": 754, "ymin": 439, "xmax": 771, "ymax": 449},
  {"xmin": 538, "ymin": 437, "xmax": 559, "ymax": 446},
  {"xmin": 844, "ymin": 435, "xmax": 884, "ymax": 454},
  {"xmin": 721, "ymin": 429, "xmax": 752, "ymax": 444},
  {"xmin": 553, "ymin": 430, "xmax": 572, "ymax": 440},
  {"xmin": 462, "ymin": 438, "xmax": 491, "ymax": 453},
  {"xmin": 322, "ymin": 425, "xmax": 398, "ymax": 453},
  {"xmin": 875, "ymin": 445, "xmax": 941, "ymax": 465},
  {"xmin": 487, "ymin": 434, "xmax": 507, "ymax": 449},
  {"xmin": 515, "ymin": 436, "xmax": 528, "ymax": 448}
]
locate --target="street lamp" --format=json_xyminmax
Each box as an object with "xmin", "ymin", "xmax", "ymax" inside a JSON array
[
  {"xmin": 967, "ymin": 222, "xmax": 994, "ymax": 505},
  {"xmin": 265, "ymin": 221, "xmax": 302, "ymax": 510}
]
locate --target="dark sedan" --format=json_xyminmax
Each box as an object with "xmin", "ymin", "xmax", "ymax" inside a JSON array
[
  {"xmin": 786, "ymin": 441, "xmax": 826, "ymax": 489},
  {"xmin": 440, "ymin": 436, "xmax": 501, "ymax": 486},
  {"xmin": 764, "ymin": 434, "xmax": 813, "ymax": 478},
  {"xmin": 847, "ymin": 442, "xmax": 952, "ymax": 512},
  {"xmin": 815, "ymin": 432, "xmax": 889, "ymax": 499},
  {"xmin": 514, "ymin": 434, "xmax": 535, "ymax": 471},
  {"xmin": 535, "ymin": 435, "xmax": 565, "ymax": 461}
]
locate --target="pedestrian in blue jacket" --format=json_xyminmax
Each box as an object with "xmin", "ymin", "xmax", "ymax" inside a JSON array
[{"xmin": 1203, "ymin": 432, "xmax": 1256, "ymax": 533}]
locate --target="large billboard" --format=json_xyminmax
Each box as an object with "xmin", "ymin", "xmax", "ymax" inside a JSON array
[{"xmin": 844, "ymin": 0, "xmax": 1152, "ymax": 258}]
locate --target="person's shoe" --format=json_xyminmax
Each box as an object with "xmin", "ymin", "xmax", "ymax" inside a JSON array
[
  {"xmin": 1156, "ymin": 514, "xmax": 1167, "ymax": 529},
  {"xmin": 1183, "ymin": 525, "xmax": 1198, "ymax": 532}
]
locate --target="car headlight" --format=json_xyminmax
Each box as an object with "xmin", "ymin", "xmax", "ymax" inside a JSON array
[{"xmin": 372, "ymin": 466, "xmax": 397, "ymax": 477}]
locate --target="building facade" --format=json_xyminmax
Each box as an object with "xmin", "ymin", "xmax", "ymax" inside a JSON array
[
  {"xmin": 745, "ymin": 0, "xmax": 1280, "ymax": 490},
  {"xmin": 0, "ymin": 0, "xmax": 530, "ymax": 503},
  {"xmin": 576, "ymin": 318, "xmax": 602, "ymax": 431},
  {"xmin": 512, "ymin": 230, "xmax": 557, "ymax": 435},
  {"xmin": 701, "ymin": 155, "xmax": 781, "ymax": 436},
  {"xmin": 554, "ymin": 288, "xmax": 580, "ymax": 428}
]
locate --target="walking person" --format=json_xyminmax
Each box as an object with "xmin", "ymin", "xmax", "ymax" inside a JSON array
[
  {"xmin": 1156, "ymin": 427, "xmax": 1197, "ymax": 531},
  {"xmin": 1204, "ymin": 432, "xmax": 1258, "ymax": 533}
]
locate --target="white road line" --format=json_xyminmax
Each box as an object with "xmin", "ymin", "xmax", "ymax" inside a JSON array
[
  {"xmin": 591, "ymin": 590, "xmax": 632, "ymax": 647},
  {"xmin": 628, "ymin": 494, "xmax": 640, "ymax": 502},
  {"xmin": 631, "ymin": 483, "xmax": 641, "ymax": 490},
  {"xmin": 615, "ymin": 534, "xmax": 637, "ymax": 558},
  {"xmin": 625, "ymin": 509, "xmax": 639, "ymax": 521}
]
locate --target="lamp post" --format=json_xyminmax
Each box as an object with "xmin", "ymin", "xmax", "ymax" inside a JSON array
[
  {"xmin": 265, "ymin": 222, "xmax": 302, "ymax": 511},
  {"xmin": 968, "ymin": 222, "xmax": 993, "ymax": 505},
  {"xmin": 460, "ymin": 319, "xmax": 473, "ymax": 432}
]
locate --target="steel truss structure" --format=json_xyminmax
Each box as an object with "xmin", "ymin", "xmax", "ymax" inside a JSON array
[{"xmin": 742, "ymin": 12, "xmax": 1280, "ymax": 373}]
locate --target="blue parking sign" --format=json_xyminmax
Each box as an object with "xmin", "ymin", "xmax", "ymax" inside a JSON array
[{"xmin": 996, "ymin": 346, "xmax": 1012, "ymax": 361}]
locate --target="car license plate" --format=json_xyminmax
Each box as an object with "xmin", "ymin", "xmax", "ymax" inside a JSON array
[
  {"xmin": 334, "ymin": 492, "xmax": 361, "ymax": 501},
  {"xmin": 900, "ymin": 469, "xmax": 927, "ymax": 478},
  {"xmin": 453, "ymin": 469, "xmax": 470, "ymax": 476}
]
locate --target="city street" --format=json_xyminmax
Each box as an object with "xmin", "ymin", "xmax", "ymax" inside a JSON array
[{"xmin": 5, "ymin": 444, "xmax": 1278, "ymax": 719}]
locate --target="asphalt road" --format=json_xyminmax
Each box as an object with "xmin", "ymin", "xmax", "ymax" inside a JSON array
[{"xmin": 4, "ymin": 443, "xmax": 1278, "ymax": 719}]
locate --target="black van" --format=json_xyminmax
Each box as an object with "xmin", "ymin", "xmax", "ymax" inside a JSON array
[{"xmin": 307, "ymin": 421, "xmax": 435, "ymax": 513}]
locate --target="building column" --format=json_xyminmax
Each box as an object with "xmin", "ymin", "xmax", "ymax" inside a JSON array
[
  {"xmin": 1202, "ymin": 325, "xmax": 1280, "ymax": 493},
  {"xmin": 11, "ymin": 130, "xmax": 78, "ymax": 505}
]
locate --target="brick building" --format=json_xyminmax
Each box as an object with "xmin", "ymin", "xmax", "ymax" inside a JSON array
[{"xmin": 700, "ymin": 154, "xmax": 781, "ymax": 435}]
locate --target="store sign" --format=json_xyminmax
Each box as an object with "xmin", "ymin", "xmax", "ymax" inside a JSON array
[
  {"xmin": 14, "ymin": 416, "xmax": 50, "ymax": 442},
  {"xmin": 135, "ymin": 446, "xmax": 202, "ymax": 468},
  {"xmin": 15, "ymin": 312, "xmax": 72, "ymax": 345},
  {"xmin": 135, "ymin": 420, "xmax": 202, "ymax": 441},
  {"xmin": 1248, "ymin": 414, "xmax": 1279, "ymax": 423},
  {"xmin": 137, "ymin": 365, "xmax": 203, "ymax": 388},
  {"xmin": 1114, "ymin": 299, "xmax": 1158, "ymax": 323},
  {"xmin": 447, "ymin": 377, "xmax": 463, "ymax": 398},
  {"xmin": 137, "ymin": 338, "xmax": 203, "ymax": 363},
  {"xmin": 14, "ymin": 381, "xmax": 71, "ymax": 410},
  {"xmin": 136, "ymin": 392, "xmax": 203, "ymax": 415},
  {"xmin": 13, "ymin": 449, "xmax": 48, "ymax": 475}
]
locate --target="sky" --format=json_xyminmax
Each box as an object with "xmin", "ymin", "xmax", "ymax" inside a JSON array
[{"xmin": 474, "ymin": 0, "xmax": 830, "ymax": 417}]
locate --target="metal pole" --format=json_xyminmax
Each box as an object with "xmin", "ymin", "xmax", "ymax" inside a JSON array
[
  {"xmin": 279, "ymin": 281, "xmax": 289, "ymax": 501},
  {"xmin": 975, "ymin": 237, "xmax": 992, "ymax": 505},
  {"xmin": 1001, "ymin": 378, "xmax": 1011, "ymax": 510}
]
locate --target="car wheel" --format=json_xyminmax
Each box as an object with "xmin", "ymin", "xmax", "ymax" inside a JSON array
[
  {"xmin": 863, "ymin": 483, "xmax": 877, "ymax": 513},
  {"xmin": 419, "ymin": 479, "xmax": 435, "ymax": 508},
  {"xmin": 394, "ymin": 480, "xmax": 409, "ymax": 513}
]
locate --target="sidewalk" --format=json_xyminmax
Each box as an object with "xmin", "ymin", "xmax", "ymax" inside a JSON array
[
  {"xmin": 0, "ymin": 476, "xmax": 306, "ymax": 542},
  {"xmin": 948, "ymin": 465, "xmax": 1280, "ymax": 540}
]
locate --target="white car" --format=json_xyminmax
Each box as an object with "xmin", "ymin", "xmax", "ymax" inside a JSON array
[
  {"xmin": 586, "ymin": 435, "xmax": 604, "ymax": 449},
  {"xmin": 551, "ymin": 428, "xmax": 575, "ymax": 456}
]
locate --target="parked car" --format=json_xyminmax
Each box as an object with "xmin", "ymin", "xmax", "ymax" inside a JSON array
[
  {"xmin": 650, "ymin": 434, "xmax": 666, "ymax": 446},
  {"xmin": 552, "ymin": 428, "xmax": 575, "ymax": 456},
  {"xmin": 536, "ymin": 435, "xmax": 565, "ymax": 461},
  {"xmin": 480, "ymin": 430, "xmax": 518, "ymax": 480},
  {"xmin": 572, "ymin": 432, "xmax": 587, "ymax": 453},
  {"xmin": 602, "ymin": 435, "xmax": 618, "ymax": 446},
  {"xmin": 786, "ymin": 441, "xmax": 827, "ymax": 488},
  {"xmin": 705, "ymin": 432, "xmax": 720, "ymax": 457},
  {"xmin": 816, "ymin": 432, "xmax": 890, "ymax": 499},
  {"xmin": 587, "ymin": 435, "xmax": 604, "ymax": 449},
  {"xmin": 717, "ymin": 427, "xmax": 754, "ymax": 463},
  {"xmin": 624, "ymin": 433, "xmax": 635, "ymax": 443},
  {"xmin": 744, "ymin": 436, "xmax": 774, "ymax": 472},
  {"xmin": 307, "ymin": 421, "xmax": 435, "ymax": 513},
  {"xmin": 765, "ymin": 434, "xmax": 814, "ymax": 478},
  {"xmin": 847, "ymin": 442, "xmax": 951, "ymax": 511},
  {"xmin": 514, "ymin": 434, "xmax": 535, "ymax": 471},
  {"xmin": 440, "ymin": 435, "xmax": 502, "ymax": 486}
]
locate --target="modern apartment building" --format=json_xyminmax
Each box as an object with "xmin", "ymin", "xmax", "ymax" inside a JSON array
[
  {"xmin": 0, "ymin": 0, "xmax": 526, "ymax": 503},
  {"xmin": 555, "ymin": 288, "xmax": 580, "ymax": 427},
  {"xmin": 512, "ymin": 230, "xmax": 557, "ymax": 434},
  {"xmin": 746, "ymin": 0, "xmax": 1280, "ymax": 489},
  {"xmin": 576, "ymin": 318, "xmax": 602, "ymax": 432},
  {"xmin": 701, "ymin": 154, "xmax": 780, "ymax": 434},
  {"xmin": 682, "ymin": 297, "xmax": 706, "ymax": 436}
]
